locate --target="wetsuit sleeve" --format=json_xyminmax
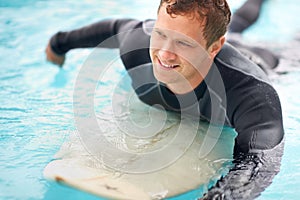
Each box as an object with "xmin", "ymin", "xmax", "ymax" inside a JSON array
[
  {"xmin": 232, "ymin": 83, "xmax": 284, "ymax": 154},
  {"xmin": 202, "ymin": 75, "xmax": 284, "ymax": 199},
  {"xmin": 49, "ymin": 18, "xmax": 142, "ymax": 55},
  {"xmin": 201, "ymin": 100, "xmax": 284, "ymax": 199},
  {"xmin": 201, "ymin": 141, "xmax": 284, "ymax": 200}
]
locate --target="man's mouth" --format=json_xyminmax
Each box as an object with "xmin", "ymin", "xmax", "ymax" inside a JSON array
[{"xmin": 158, "ymin": 58, "xmax": 179, "ymax": 69}]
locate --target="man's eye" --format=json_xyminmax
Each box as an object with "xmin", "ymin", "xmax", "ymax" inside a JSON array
[
  {"xmin": 176, "ymin": 41, "xmax": 192, "ymax": 47},
  {"xmin": 155, "ymin": 31, "xmax": 166, "ymax": 38}
]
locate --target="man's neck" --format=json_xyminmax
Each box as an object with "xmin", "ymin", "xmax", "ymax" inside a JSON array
[
  {"xmin": 166, "ymin": 77, "xmax": 204, "ymax": 95},
  {"xmin": 166, "ymin": 63, "xmax": 213, "ymax": 95}
]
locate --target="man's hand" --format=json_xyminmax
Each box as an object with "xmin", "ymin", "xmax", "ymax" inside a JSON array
[{"xmin": 45, "ymin": 42, "xmax": 65, "ymax": 67}]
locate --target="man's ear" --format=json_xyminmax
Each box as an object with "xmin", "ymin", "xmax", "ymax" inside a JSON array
[{"xmin": 208, "ymin": 36, "xmax": 225, "ymax": 59}]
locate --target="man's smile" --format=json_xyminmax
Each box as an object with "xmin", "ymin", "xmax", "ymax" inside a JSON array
[{"xmin": 157, "ymin": 57, "xmax": 180, "ymax": 70}]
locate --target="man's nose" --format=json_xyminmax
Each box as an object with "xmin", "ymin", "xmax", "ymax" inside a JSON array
[{"xmin": 158, "ymin": 43, "xmax": 177, "ymax": 61}]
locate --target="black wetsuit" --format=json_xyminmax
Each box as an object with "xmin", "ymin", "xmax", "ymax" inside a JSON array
[
  {"xmin": 50, "ymin": 18, "xmax": 283, "ymax": 152},
  {"xmin": 227, "ymin": 0, "xmax": 280, "ymax": 73},
  {"xmin": 49, "ymin": 1, "xmax": 284, "ymax": 198}
]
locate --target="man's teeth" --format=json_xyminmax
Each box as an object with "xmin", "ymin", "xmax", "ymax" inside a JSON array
[{"xmin": 161, "ymin": 62, "xmax": 176, "ymax": 68}]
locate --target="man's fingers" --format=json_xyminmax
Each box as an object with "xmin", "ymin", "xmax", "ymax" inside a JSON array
[{"xmin": 45, "ymin": 42, "xmax": 65, "ymax": 67}]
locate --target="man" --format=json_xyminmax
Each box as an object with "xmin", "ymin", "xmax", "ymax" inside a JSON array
[{"xmin": 46, "ymin": 0, "xmax": 284, "ymax": 199}]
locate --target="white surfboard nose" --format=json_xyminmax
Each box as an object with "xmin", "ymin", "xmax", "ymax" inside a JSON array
[{"xmin": 43, "ymin": 159, "xmax": 151, "ymax": 200}]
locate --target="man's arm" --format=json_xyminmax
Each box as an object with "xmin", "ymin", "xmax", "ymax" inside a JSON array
[
  {"xmin": 201, "ymin": 142, "xmax": 284, "ymax": 200},
  {"xmin": 202, "ymin": 75, "xmax": 284, "ymax": 199},
  {"xmin": 45, "ymin": 18, "xmax": 142, "ymax": 66}
]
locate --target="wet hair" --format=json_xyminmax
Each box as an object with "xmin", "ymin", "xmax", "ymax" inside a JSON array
[{"xmin": 158, "ymin": 0, "xmax": 231, "ymax": 48}]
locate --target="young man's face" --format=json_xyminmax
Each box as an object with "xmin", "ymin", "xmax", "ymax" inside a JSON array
[{"xmin": 149, "ymin": 4, "xmax": 212, "ymax": 93}]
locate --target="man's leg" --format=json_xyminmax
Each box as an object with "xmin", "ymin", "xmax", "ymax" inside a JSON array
[{"xmin": 229, "ymin": 0, "xmax": 265, "ymax": 33}]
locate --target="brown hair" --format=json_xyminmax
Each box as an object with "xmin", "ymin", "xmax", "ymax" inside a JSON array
[{"xmin": 158, "ymin": 0, "xmax": 231, "ymax": 48}]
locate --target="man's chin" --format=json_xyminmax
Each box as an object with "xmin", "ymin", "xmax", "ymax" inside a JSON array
[{"xmin": 153, "ymin": 74, "xmax": 168, "ymax": 85}]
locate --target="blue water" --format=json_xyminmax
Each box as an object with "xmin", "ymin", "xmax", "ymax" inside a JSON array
[{"xmin": 0, "ymin": 0, "xmax": 300, "ymax": 199}]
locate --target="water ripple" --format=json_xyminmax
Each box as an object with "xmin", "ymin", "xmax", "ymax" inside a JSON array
[{"xmin": 0, "ymin": 107, "xmax": 27, "ymax": 113}]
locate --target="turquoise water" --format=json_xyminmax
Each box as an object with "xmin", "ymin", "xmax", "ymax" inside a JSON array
[{"xmin": 0, "ymin": 0, "xmax": 300, "ymax": 199}]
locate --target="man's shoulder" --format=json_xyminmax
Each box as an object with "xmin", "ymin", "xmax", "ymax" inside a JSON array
[
  {"xmin": 215, "ymin": 43, "xmax": 270, "ymax": 83},
  {"xmin": 116, "ymin": 18, "xmax": 155, "ymax": 34},
  {"xmin": 212, "ymin": 44, "xmax": 282, "ymax": 131}
]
